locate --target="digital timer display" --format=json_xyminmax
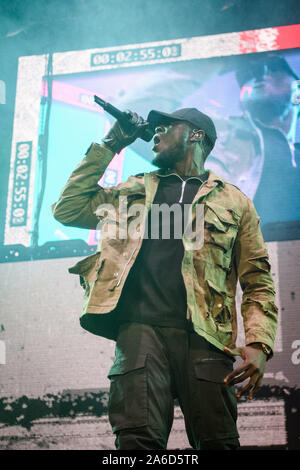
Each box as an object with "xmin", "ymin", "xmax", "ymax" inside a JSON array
[
  {"xmin": 91, "ymin": 44, "xmax": 181, "ymax": 67},
  {"xmin": 10, "ymin": 142, "xmax": 32, "ymax": 227}
]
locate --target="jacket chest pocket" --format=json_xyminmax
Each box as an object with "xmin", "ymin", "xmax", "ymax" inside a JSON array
[
  {"xmin": 115, "ymin": 191, "xmax": 146, "ymax": 237},
  {"xmin": 118, "ymin": 188, "xmax": 146, "ymax": 209},
  {"xmin": 204, "ymin": 202, "xmax": 239, "ymax": 253},
  {"xmin": 68, "ymin": 251, "xmax": 104, "ymax": 297}
]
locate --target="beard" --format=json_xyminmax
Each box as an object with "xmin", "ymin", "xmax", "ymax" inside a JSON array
[
  {"xmin": 151, "ymin": 140, "xmax": 186, "ymax": 169},
  {"xmin": 242, "ymin": 95, "xmax": 290, "ymax": 123}
]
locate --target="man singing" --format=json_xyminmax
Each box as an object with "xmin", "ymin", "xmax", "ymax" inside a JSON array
[{"xmin": 52, "ymin": 107, "xmax": 278, "ymax": 450}]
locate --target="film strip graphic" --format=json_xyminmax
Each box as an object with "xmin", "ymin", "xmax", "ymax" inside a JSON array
[{"xmin": 5, "ymin": 24, "xmax": 300, "ymax": 247}]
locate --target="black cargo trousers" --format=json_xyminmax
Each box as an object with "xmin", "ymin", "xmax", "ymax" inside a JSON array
[{"xmin": 107, "ymin": 322, "xmax": 240, "ymax": 450}]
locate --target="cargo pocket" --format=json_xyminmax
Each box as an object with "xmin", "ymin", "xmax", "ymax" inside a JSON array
[
  {"xmin": 107, "ymin": 354, "xmax": 148, "ymax": 433},
  {"xmin": 191, "ymin": 349, "xmax": 238, "ymax": 440},
  {"xmin": 206, "ymin": 279, "xmax": 233, "ymax": 335},
  {"xmin": 193, "ymin": 353, "xmax": 234, "ymax": 383},
  {"xmin": 204, "ymin": 202, "xmax": 239, "ymax": 253}
]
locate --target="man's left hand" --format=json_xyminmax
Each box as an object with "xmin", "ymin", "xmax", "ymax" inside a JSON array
[{"xmin": 223, "ymin": 344, "xmax": 267, "ymax": 399}]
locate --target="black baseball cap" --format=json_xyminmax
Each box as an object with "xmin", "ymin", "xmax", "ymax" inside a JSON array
[
  {"xmin": 147, "ymin": 107, "xmax": 217, "ymax": 151},
  {"xmin": 235, "ymin": 54, "xmax": 299, "ymax": 88}
]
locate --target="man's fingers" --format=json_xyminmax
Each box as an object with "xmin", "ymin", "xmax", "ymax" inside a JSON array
[
  {"xmin": 236, "ymin": 371, "xmax": 261, "ymax": 399},
  {"xmin": 224, "ymin": 364, "xmax": 248, "ymax": 384},
  {"xmin": 236, "ymin": 380, "xmax": 254, "ymax": 398},
  {"xmin": 249, "ymin": 375, "xmax": 263, "ymax": 399},
  {"xmin": 224, "ymin": 344, "xmax": 266, "ymax": 399},
  {"xmin": 226, "ymin": 368, "xmax": 253, "ymax": 386}
]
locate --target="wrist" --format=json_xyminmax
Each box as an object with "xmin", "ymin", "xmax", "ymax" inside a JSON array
[
  {"xmin": 102, "ymin": 137, "xmax": 123, "ymax": 154},
  {"xmin": 248, "ymin": 342, "xmax": 272, "ymax": 359}
]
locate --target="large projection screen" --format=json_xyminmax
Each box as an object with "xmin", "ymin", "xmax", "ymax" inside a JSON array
[{"xmin": 1, "ymin": 24, "xmax": 300, "ymax": 450}]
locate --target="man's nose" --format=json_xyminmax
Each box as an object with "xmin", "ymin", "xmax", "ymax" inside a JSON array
[{"xmin": 255, "ymin": 64, "xmax": 269, "ymax": 81}]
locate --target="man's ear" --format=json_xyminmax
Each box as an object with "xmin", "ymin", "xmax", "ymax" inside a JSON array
[{"xmin": 189, "ymin": 130, "xmax": 205, "ymax": 142}]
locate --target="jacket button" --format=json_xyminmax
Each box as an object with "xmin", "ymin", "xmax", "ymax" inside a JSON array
[{"xmin": 114, "ymin": 272, "xmax": 119, "ymax": 277}]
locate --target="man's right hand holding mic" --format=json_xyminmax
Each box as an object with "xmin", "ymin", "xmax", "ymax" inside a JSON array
[{"xmin": 102, "ymin": 110, "xmax": 151, "ymax": 154}]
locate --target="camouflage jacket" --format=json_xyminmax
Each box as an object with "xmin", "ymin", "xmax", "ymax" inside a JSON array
[{"xmin": 52, "ymin": 143, "xmax": 278, "ymax": 355}]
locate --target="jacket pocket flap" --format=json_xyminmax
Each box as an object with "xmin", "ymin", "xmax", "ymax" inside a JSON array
[
  {"xmin": 68, "ymin": 252, "xmax": 101, "ymax": 276},
  {"xmin": 205, "ymin": 202, "xmax": 239, "ymax": 227},
  {"xmin": 205, "ymin": 206, "xmax": 226, "ymax": 232},
  {"xmin": 194, "ymin": 356, "xmax": 233, "ymax": 383},
  {"xmin": 206, "ymin": 279, "xmax": 226, "ymax": 296},
  {"xmin": 108, "ymin": 353, "xmax": 148, "ymax": 378}
]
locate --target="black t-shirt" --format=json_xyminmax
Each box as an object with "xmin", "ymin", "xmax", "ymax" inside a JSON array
[{"xmin": 116, "ymin": 172, "xmax": 208, "ymax": 329}]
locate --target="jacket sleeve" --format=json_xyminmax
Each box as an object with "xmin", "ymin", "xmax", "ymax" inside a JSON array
[
  {"xmin": 52, "ymin": 143, "xmax": 117, "ymax": 229},
  {"xmin": 234, "ymin": 197, "xmax": 278, "ymax": 355}
]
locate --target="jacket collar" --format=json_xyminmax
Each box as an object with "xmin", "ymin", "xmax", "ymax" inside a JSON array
[
  {"xmin": 149, "ymin": 168, "xmax": 225, "ymax": 188},
  {"xmin": 143, "ymin": 169, "xmax": 226, "ymax": 208}
]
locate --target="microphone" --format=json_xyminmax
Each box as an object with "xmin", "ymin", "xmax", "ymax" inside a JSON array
[{"xmin": 94, "ymin": 95, "xmax": 154, "ymax": 142}]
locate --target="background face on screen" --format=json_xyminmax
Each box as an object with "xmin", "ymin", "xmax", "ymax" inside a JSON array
[{"xmin": 31, "ymin": 49, "xmax": 300, "ymax": 250}]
